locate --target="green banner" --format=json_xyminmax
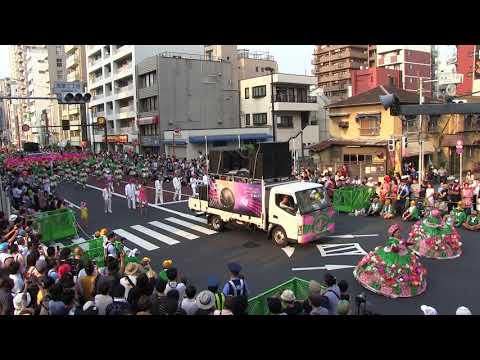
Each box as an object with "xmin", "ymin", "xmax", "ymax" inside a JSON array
[
  {"xmin": 333, "ymin": 186, "xmax": 375, "ymax": 213},
  {"xmin": 35, "ymin": 208, "xmax": 77, "ymax": 244}
]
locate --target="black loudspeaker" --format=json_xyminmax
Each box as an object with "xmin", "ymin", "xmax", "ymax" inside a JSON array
[
  {"xmin": 23, "ymin": 142, "xmax": 40, "ymax": 152},
  {"xmin": 251, "ymin": 142, "xmax": 291, "ymax": 179}
]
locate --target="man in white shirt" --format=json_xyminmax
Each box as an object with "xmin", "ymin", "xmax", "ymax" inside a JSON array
[
  {"xmin": 125, "ymin": 180, "xmax": 136, "ymax": 210},
  {"xmin": 102, "ymin": 184, "xmax": 112, "ymax": 214},
  {"xmin": 202, "ymin": 173, "xmax": 209, "ymax": 186},
  {"xmin": 154, "ymin": 176, "xmax": 163, "ymax": 205},
  {"xmin": 172, "ymin": 174, "xmax": 182, "ymax": 201},
  {"xmin": 190, "ymin": 174, "xmax": 199, "ymax": 197}
]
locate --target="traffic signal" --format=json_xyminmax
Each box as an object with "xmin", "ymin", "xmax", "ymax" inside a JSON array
[
  {"xmin": 402, "ymin": 136, "xmax": 408, "ymax": 148},
  {"xmin": 388, "ymin": 138, "xmax": 395, "ymax": 152},
  {"xmin": 62, "ymin": 120, "xmax": 70, "ymax": 131},
  {"xmin": 57, "ymin": 92, "xmax": 92, "ymax": 104}
]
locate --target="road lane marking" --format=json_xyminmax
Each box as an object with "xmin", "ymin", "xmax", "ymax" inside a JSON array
[
  {"xmin": 130, "ymin": 225, "xmax": 180, "ymax": 246},
  {"xmin": 326, "ymin": 234, "xmax": 379, "ymax": 239},
  {"xmin": 281, "ymin": 246, "xmax": 295, "ymax": 258},
  {"xmin": 113, "ymin": 229, "xmax": 160, "ymax": 251},
  {"xmin": 292, "ymin": 265, "xmax": 356, "ymax": 271},
  {"xmin": 160, "ymin": 200, "xmax": 189, "ymax": 205},
  {"xmin": 149, "ymin": 204, "xmax": 208, "ymax": 224},
  {"xmin": 164, "ymin": 217, "xmax": 216, "ymax": 235},
  {"xmin": 317, "ymin": 243, "xmax": 367, "ymax": 257},
  {"xmin": 149, "ymin": 221, "xmax": 199, "ymax": 240}
]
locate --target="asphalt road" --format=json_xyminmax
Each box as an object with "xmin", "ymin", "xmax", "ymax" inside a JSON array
[{"xmin": 56, "ymin": 177, "xmax": 479, "ymax": 315}]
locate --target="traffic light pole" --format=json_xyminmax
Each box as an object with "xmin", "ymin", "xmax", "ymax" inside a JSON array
[{"xmin": 104, "ymin": 120, "xmax": 108, "ymax": 153}]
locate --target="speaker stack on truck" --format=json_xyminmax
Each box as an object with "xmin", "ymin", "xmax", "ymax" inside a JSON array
[{"xmin": 208, "ymin": 142, "xmax": 291, "ymax": 180}]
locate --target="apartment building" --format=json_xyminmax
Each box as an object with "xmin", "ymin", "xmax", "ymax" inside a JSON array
[
  {"xmin": 455, "ymin": 45, "xmax": 475, "ymax": 96},
  {"xmin": 376, "ymin": 45, "xmax": 432, "ymax": 96},
  {"xmin": 312, "ymin": 45, "xmax": 368, "ymax": 101},
  {"xmin": 368, "ymin": 45, "xmax": 377, "ymax": 68},
  {"xmin": 240, "ymin": 73, "xmax": 318, "ymax": 154},
  {"xmin": 351, "ymin": 67, "xmax": 402, "ymax": 96},
  {"xmin": 63, "ymin": 45, "xmax": 88, "ymax": 146},
  {"xmin": 136, "ymin": 52, "xmax": 239, "ymax": 156},
  {"xmin": 86, "ymin": 45, "xmax": 203, "ymax": 152}
]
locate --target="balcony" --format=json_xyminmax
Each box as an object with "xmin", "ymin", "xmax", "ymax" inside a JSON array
[
  {"xmin": 275, "ymin": 95, "xmax": 317, "ymax": 103},
  {"xmin": 114, "ymin": 64, "xmax": 133, "ymax": 79},
  {"xmin": 323, "ymin": 83, "xmax": 347, "ymax": 92},
  {"xmin": 89, "ymin": 76, "xmax": 103, "ymax": 86},
  {"xmin": 112, "ymin": 45, "xmax": 131, "ymax": 60},
  {"xmin": 67, "ymin": 71, "xmax": 79, "ymax": 82},
  {"xmin": 92, "ymin": 93, "xmax": 105, "ymax": 101},
  {"xmin": 116, "ymin": 106, "xmax": 135, "ymax": 120},
  {"xmin": 104, "ymin": 71, "xmax": 112, "ymax": 80},
  {"xmin": 360, "ymin": 128, "xmax": 380, "ymax": 136},
  {"xmin": 115, "ymin": 83, "xmax": 134, "ymax": 98},
  {"xmin": 273, "ymin": 96, "xmax": 317, "ymax": 112},
  {"xmin": 66, "ymin": 54, "xmax": 79, "ymax": 69},
  {"xmin": 88, "ymin": 57, "xmax": 103, "ymax": 71},
  {"xmin": 318, "ymin": 72, "xmax": 352, "ymax": 83}
]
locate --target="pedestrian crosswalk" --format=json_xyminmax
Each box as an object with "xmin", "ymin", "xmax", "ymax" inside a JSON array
[
  {"xmin": 50, "ymin": 215, "xmax": 217, "ymax": 254},
  {"xmin": 113, "ymin": 216, "xmax": 217, "ymax": 252}
]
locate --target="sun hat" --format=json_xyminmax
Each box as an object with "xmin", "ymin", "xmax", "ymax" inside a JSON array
[
  {"xmin": 13, "ymin": 292, "xmax": 32, "ymax": 310},
  {"xmin": 196, "ymin": 290, "xmax": 215, "ymax": 310},
  {"xmin": 280, "ymin": 289, "xmax": 296, "ymax": 303},
  {"xmin": 124, "ymin": 262, "xmax": 141, "ymax": 276},
  {"xmin": 420, "ymin": 305, "xmax": 438, "ymax": 315},
  {"xmin": 9, "ymin": 214, "xmax": 18, "ymax": 222},
  {"xmin": 456, "ymin": 306, "xmax": 472, "ymax": 315}
]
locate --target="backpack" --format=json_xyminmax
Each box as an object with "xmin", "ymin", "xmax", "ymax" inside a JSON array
[{"xmin": 227, "ymin": 279, "xmax": 245, "ymax": 297}]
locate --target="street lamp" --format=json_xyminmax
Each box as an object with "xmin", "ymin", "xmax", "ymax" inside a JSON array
[
  {"xmin": 418, "ymin": 77, "xmax": 438, "ymax": 182},
  {"xmin": 265, "ymin": 67, "xmax": 276, "ymax": 142}
]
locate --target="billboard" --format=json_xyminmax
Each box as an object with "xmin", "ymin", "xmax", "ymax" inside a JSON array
[
  {"xmin": 208, "ymin": 179, "xmax": 262, "ymax": 218},
  {"xmin": 475, "ymin": 46, "xmax": 480, "ymax": 80}
]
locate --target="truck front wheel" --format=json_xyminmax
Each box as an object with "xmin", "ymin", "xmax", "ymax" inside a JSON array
[
  {"xmin": 271, "ymin": 226, "xmax": 288, "ymax": 247},
  {"xmin": 210, "ymin": 215, "xmax": 225, "ymax": 232}
]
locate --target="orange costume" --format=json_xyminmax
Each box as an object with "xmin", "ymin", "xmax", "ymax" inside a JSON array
[{"xmin": 380, "ymin": 175, "xmax": 391, "ymax": 203}]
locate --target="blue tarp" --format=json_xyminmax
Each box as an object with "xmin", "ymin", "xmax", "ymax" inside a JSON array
[{"xmin": 189, "ymin": 133, "xmax": 272, "ymax": 144}]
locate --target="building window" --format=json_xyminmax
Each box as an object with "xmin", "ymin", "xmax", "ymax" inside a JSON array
[
  {"xmin": 404, "ymin": 115, "xmax": 418, "ymax": 134},
  {"xmin": 245, "ymin": 114, "xmax": 250, "ymax": 126},
  {"xmin": 245, "ymin": 87, "xmax": 249, "ymax": 99},
  {"xmin": 140, "ymin": 71, "xmax": 156, "ymax": 88},
  {"xmin": 256, "ymin": 66, "xmax": 259, "ymax": 72},
  {"xmin": 253, "ymin": 113, "xmax": 267, "ymax": 126},
  {"xmin": 252, "ymin": 85, "xmax": 266, "ymax": 98},
  {"xmin": 464, "ymin": 114, "xmax": 480, "ymax": 131},
  {"xmin": 428, "ymin": 115, "xmax": 439, "ymax": 133},
  {"xmin": 56, "ymin": 59, "xmax": 63, "ymax": 67},
  {"xmin": 139, "ymin": 96, "xmax": 158, "ymax": 112},
  {"xmin": 261, "ymin": 67, "xmax": 264, "ymax": 72},
  {"xmin": 278, "ymin": 116, "xmax": 293, "ymax": 128},
  {"xmin": 358, "ymin": 116, "xmax": 380, "ymax": 136}
]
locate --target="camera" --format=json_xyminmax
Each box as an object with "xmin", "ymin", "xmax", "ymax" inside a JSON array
[{"xmin": 355, "ymin": 293, "xmax": 367, "ymax": 306}]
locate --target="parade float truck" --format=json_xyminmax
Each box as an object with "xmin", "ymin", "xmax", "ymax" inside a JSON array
[{"xmin": 188, "ymin": 142, "xmax": 334, "ymax": 246}]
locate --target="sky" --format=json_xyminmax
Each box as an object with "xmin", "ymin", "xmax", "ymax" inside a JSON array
[{"xmin": 0, "ymin": 45, "xmax": 457, "ymax": 79}]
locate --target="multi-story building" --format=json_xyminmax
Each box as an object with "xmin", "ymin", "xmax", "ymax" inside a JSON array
[
  {"xmin": 368, "ymin": 45, "xmax": 377, "ymax": 68},
  {"xmin": 86, "ymin": 45, "xmax": 203, "ymax": 152},
  {"xmin": 377, "ymin": 45, "xmax": 432, "ymax": 96},
  {"xmin": 311, "ymin": 45, "xmax": 369, "ymax": 101},
  {"xmin": 455, "ymin": 45, "xmax": 475, "ymax": 96},
  {"xmin": 135, "ymin": 52, "xmax": 239, "ymax": 156},
  {"xmin": 0, "ymin": 79, "xmax": 9, "ymax": 146},
  {"xmin": 351, "ymin": 67, "xmax": 402, "ymax": 96},
  {"xmin": 240, "ymin": 73, "xmax": 318, "ymax": 154},
  {"xmin": 63, "ymin": 45, "xmax": 88, "ymax": 146}
]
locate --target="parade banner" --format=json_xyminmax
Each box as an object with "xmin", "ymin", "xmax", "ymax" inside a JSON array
[
  {"xmin": 333, "ymin": 186, "xmax": 376, "ymax": 213},
  {"xmin": 35, "ymin": 208, "xmax": 77, "ymax": 244},
  {"xmin": 299, "ymin": 207, "xmax": 335, "ymax": 244},
  {"xmin": 208, "ymin": 179, "xmax": 262, "ymax": 218}
]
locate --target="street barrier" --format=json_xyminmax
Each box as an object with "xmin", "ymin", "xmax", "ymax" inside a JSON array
[
  {"xmin": 333, "ymin": 186, "xmax": 375, "ymax": 213},
  {"xmin": 247, "ymin": 277, "xmax": 325, "ymax": 315}
]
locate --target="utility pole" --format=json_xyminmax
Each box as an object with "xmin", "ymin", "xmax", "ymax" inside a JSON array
[
  {"xmin": 266, "ymin": 67, "xmax": 276, "ymax": 142},
  {"xmin": 419, "ymin": 78, "xmax": 423, "ymax": 182}
]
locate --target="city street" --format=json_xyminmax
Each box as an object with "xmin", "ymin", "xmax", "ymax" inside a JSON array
[{"xmin": 57, "ymin": 177, "xmax": 480, "ymax": 315}]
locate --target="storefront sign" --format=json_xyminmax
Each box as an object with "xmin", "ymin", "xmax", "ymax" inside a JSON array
[
  {"xmin": 137, "ymin": 116, "xmax": 159, "ymax": 126},
  {"xmin": 103, "ymin": 135, "xmax": 128, "ymax": 143}
]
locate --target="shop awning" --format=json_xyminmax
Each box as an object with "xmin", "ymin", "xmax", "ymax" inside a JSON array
[
  {"xmin": 402, "ymin": 141, "xmax": 435, "ymax": 157},
  {"xmin": 189, "ymin": 133, "xmax": 272, "ymax": 144},
  {"xmin": 164, "ymin": 139, "xmax": 187, "ymax": 145}
]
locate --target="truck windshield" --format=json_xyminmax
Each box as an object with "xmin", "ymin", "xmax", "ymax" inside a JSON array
[{"xmin": 296, "ymin": 187, "xmax": 327, "ymax": 214}]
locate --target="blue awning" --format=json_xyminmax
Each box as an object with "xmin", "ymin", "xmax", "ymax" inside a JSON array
[{"xmin": 189, "ymin": 133, "xmax": 272, "ymax": 144}]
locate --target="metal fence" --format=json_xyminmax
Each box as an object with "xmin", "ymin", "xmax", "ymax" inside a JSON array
[{"xmin": 298, "ymin": 160, "xmax": 388, "ymax": 179}]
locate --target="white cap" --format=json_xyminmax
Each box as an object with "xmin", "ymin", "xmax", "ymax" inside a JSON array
[
  {"xmin": 456, "ymin": 306, "xmax": 472, "ymax": 315},
  {"xmin": 420, "ymin": 305, "xmax": 438, "ymax": 315}
]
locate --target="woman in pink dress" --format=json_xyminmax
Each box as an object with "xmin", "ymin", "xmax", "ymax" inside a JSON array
[{"xmin": 138, "ymin": 184, "xmax": 148, "ymax": 216}]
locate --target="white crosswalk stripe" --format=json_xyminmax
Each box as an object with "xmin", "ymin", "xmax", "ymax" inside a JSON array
[
  {"xmin": 149, "ymin": 221, "xmax": 199, "ymax": 240},
  {"xmin": 164, "ymin": 217, "xmax": 217, "ymax": 235},
  {"xmin": 130, "ymin": 225, "xmax": 180, "ymax": 246},
  {"xmin": 113, "ymin": 229, "xmax": 160, "ymax": 251}
]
